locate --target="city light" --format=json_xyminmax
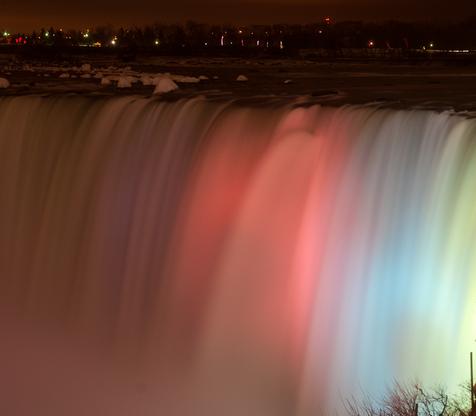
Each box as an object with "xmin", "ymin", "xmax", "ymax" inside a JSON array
[{"xmin": 1, "ymin": 22, "xmax": 475, "ymax": 55}]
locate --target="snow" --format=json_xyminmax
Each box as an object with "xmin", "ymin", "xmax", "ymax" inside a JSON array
[
  {"xmin": 140, "ymin": 75, "xmax": 154, "ymax": 86},
  {"xmin": 0, "ymin": 78, "xmax": 10, "ymax": 88},
  {"xmin": 153, "ymin": 77, "xmax": 179, "ymax": 94},
  {"xmin": 117, "ymin": 77, "xmax": 132, "ymax": 88},
  {"xmin": 151, "ymin": 76, "xmax": 163, "ymax": 86},
  {"xmin": 3, "ymin": 58, "xmax": 476, "ymax": 112},
  {"xmin": 81, "ymin": 64, "xmax": 92, "ymax": 72},
  {"xmin": 236, "ymin": 75, "xmax": 249, "ymax": 82},
  {"xmin": 125, "ymin": 76, "xmax": 139, "ymax": 84}
]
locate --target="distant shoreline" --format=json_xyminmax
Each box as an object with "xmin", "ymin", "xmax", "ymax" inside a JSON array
[{"xmin": 2, "ymin": 45, "xmax": 476, "ymax": 67}]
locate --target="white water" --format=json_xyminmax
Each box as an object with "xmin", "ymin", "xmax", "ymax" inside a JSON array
[{"xmin": 0, "ymin": 95, "xmax": 475, "ymax": 416}]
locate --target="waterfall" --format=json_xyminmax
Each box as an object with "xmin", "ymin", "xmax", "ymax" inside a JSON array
[{"xmin": 0, "ymin": 95, "xmax": 475, "ymax": 416}]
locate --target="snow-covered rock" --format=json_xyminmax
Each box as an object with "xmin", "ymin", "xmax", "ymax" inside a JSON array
[
  {"xmin": 59, "ymin": 73, "xmax": 70, "ymax": 79},
  {"xmin": 213, "ymin": 75, "xmax": 219, "ymax": 80},
  {"xmin": 236, "ymin": 75, "xmax": 248, "ymax": 82},
  {"xmin": 0, "ymin": 78, "xmax": 10, "ymax": 88},
  {"xmin": 94, "ymin": 73, "xmax": 104, "ymax": 79},
  {"xmin": 151, "ymin": 75, "xmax": 164, "ymax": 86},
  {"xmin": 198, "ymin": 75, "xmax": 209, "ymax": 80},
  {"xmin": 80, "ymin": 63, "xmax": 92, "ymax": 72},
  {"xmin": 153, "ymin": 77, "xmax": 179, "ymax": 94},
  {"xmin": 80, "ymin": 74, "xmax": 91, "ymax": 79},
  {"xmin": 140, "ymin": 75, "xmax": 154, "ymax": 86},
  {"xmin": 125, "ymin": 75, "xmax": 139, "ymax": 84},
  {"xmin": 284, "ymin": 79, "xmax": 293, "ymax": 84},
  {"xmin": 101, "ymin": 77, "xmax": 112, "ymax": 86},
  {"xmin": 117, "ymin": 76, "xmax": 132, "ymax": 88}
]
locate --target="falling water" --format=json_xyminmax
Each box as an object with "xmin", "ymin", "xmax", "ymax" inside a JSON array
[{"xmin": 0, "ymin": 95, "xmax": 475, "ymax": 416}]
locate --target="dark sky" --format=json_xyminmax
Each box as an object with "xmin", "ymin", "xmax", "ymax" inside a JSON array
[{"xmin": 1, "ymin": 0, "xmax": 475, "ymax": 31}]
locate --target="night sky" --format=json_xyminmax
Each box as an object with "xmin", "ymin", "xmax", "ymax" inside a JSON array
[{"xmin": 1, "ymin": 0, "xmax": 475, "ymax": 31}]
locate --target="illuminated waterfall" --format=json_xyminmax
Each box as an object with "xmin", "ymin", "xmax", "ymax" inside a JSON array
[{"xmin": 0, "ymin": 95, "xmax": 475, "ymax": 415}]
